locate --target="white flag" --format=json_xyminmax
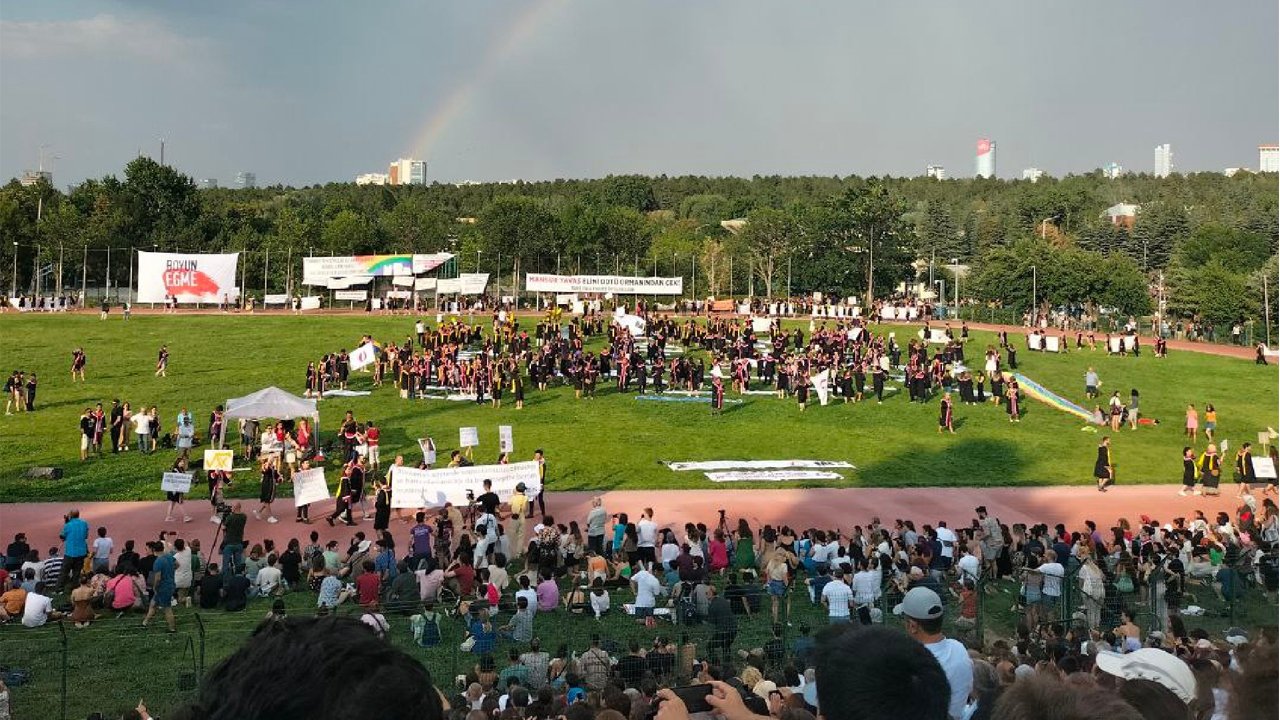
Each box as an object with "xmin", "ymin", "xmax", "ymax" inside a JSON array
[{"xmin": 811, "ymin": 369, "xmax": 830, "ymax": 406}]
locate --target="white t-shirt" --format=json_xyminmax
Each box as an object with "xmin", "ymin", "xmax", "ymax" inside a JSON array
[
  {"xmin": 22, "ymin": 592, "xmax": 54, "ymax": 627},
  {"xmin": 936, "ymin": 527, "xmax": 957, "ymax": 559},
  {"xmin": 360, "ymin": 611, "xmax": 390, "ymax": 638},
  {"xmin": 590, "ymin": 590, "xmax": 610, "ymax": 617},
  {"xmin": 92, "ymin": 537, "xmax": 114, "ymax": 560},
  {"xmin": 926, "ymin": 637, "xmax": 973, "ymax": 720},
  {"xmin": 632, "ymin": 570, "xmax": 661, "ymax": 608},
  {"xmin": 821, "ymin": 579, "xmax": 853, "ymax": 617},
  {"xmin": 1039, "ymin": 562, "xmax": 1065, "ymax": 597},
  {"xmin": 637, "ymin": 519, "xmax": 658, "ymax": 548},
  {"xmin": 133, "ymin": 414, "xmax": 151, "ymax": 434},
  {"xmin": 256, "ymin": 566, "xmax": 283, "ymax": 595},
  {"xmin": 516, "ymin": 588, "xmax": 538, "ymax": 612},
  {"xmin": 956, "ymin": 554, "xmax": 980, "ymax": 582},
  {"xmin": 660, "ymin": 543, "xmax": 680, "ymax": 566},
  {"xmin": 850, "ymin": 570, "xmax": 881, "ymax": 604}
]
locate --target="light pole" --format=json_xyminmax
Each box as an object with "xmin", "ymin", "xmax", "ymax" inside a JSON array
[
  {"xmin": 1039, "ymin": 216, "xmax": 1055, "ymax": 240},
  {"xmin": 10, "ymin": 241, "xmax": 16, "ymax": 298},
  {"xmin": 950, "ymin": 257, "xmax": 959, "ymax": 308},
  {"xmin": 1031, "ymin": 264, "xmax": 1037, "ymax": 316}
]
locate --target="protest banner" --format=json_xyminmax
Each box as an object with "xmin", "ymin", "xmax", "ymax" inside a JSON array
[
  {"xmin": 389, "ymin": 461, "xmax": 540, "ymax": 509},
  {"xmin": 292, "ymin": 468, "xmax": 330, "ymax": 507},
  {"xmin": 1253, "ymin": 457, "xmax": 1278, "ymax": 480},
  {"xmin": 348, "ymin": 342, "xmax": 378, "ymax": 371},
  {"xmin": 498, "ymin": 425, "xmax": 513, "ymax": 453},
  {"xmin": 300, "ymin": 296, "xmax": 321, "ymax": 310},
  {"xmin": 264, "ymin": 294, "xmax": 289, "ymax": 305},
  {"xmin": 418, "ymin": 437, "xmax": 437, "ymax": 465},
  {"xmin": 161, "ymin": 472, "xmax": 193, "ymax": 494},
  {"xmin": 751, "ymin": 317, "xmax": 772, "ymax": 334},
  {"xmin": 302, "ymin": 254, "xmax": 453, "ymax": 286},
  {"xmin": 335, "ymin": 290, "xmax": 368, "ymax": 301},
  {"xmin": 525, "ymin": 273, "xmax": 683, "ymax": 295},
  {"xmin": 136, "ymin": 251, "xmax": 240, "ymax": 304},
  {"xmin": 665, "ymin": 459, "xmax": 854, "ymax": 472},
  {"xmin": 460, "ymin": 427, "xmax": 479, "ymax": 447},
  {"xmin": 204, "ymin": 449, "xmax": 234, "ymax": 471},
  {"xmin": 706, "ymin": 470, "xmax": 843, "ymax": 483}
]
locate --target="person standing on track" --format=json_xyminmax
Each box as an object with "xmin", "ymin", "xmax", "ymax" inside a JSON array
[
  {"xmin": 1094, "ymin": 436, "xmax": 1114, "ymax": 492},
  {"xmin": 938, "ymin": 392, "xmax": 954, "ymax": 434},
  {"xmin": 531, "ymin": 449, "xmax": 547, "ymax": 518}
]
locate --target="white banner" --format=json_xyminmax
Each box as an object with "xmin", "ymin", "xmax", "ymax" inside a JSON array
[
  {"xmin": 335, "ymin": 290, "xmax": 368, "ymax": 301},
  {"xmin": 498, "ymin": 425, "xmax": 513, "ymax": 454},
  {"xmin": 161, "ymin": 472, "xmax": 193, "ymax": 494},
  {"xmin": 391, "ymin": 276, "xmax": 416, "ymax": 287},
  {"xmin": 460, "ymin": 427, "xmax": 479, "ymax": 447},
  {"xmin": 706, "ymin": 470, "xmax": 844, "ymax": 483},
  {"xmin": 665, "ymin": 459, "xmax": 854, "ymax": 472},
  {"xmin": 389, "ymin": 461, "xmax": 540, "ymax": 509},
  {"xmin": 303, "ymin": 254, "xmax": 453, "ymax": 286},
  {"xmin": 613, "ymin": 313, "xmax": 647, "ymax": 337},
  {"xmin": 1254, "ymin": 457, "xmax": 1278, "ymax": 480},
  {"xmin": 204, "ymin": 449, "xmax": 234, "ymax": 471},
  {"xmin": 326, "ymin": 277, "xmax": 370, "ymax": 290},
  {"xmin": 417, "ymin": 437, "xmax": 437, "ymax": 465},
  {"xmin": 415, "ymin": 277, "xmax": 438, "ymax": 291},
  {"xmin": 556, "ymin": 293, "xmax": 579, "ymax": 306},
  {"xmin": 751, "ymin": 317, "xmax": 772, "ymax": 334},
  {"xmin": 348, "ymin": 342, "xmax": 377, "ymax": 371},
  {"xmin": 136, "ymin": 251, "xmax": 240, "ymax": 304},
  {"xmin": 264, "ymin": 294, "xmax": 289, "ymax": 305},
  {"xmin": 811, "ymin": 369, "xmax": 830, "ymax": 406},
  {"xmin": 385, "ymin": 289, "xmax": 412, "ymax": 299},
  {"xmin": 300, "ymin": 296, "xmax": 321, "ymax": 310},
  {"xmin": 292, "ymin": 468, "xmax": 330, "ymax": 507},
  {"xmin": 526, "ymin": 273, "xmax": 683, "ymax": 295},
  {"xmin": 437, "ymin": 273, "xmax": 489, "ymax": 295}
]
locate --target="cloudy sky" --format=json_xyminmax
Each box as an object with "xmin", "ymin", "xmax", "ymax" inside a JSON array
[{"xmin": 1, "ymin": 1, "xmax": 1275, "ymax": 187}]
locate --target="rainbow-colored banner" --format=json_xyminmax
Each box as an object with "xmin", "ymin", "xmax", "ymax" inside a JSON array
[
  {"xmin": 302, "ymin": 253, "xmax": 452, "ymax": 285},
  {"xmin": 1014, "ymin": 373, "xmax": 1102, "ymax": 425}
]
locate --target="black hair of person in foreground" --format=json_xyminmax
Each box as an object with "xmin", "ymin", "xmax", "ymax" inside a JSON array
[
  {"xmin": 168, "ymin": 615, "xmax": 446, "ymax": 720},
  {"xmin": 812, "ymin": 624, "xmax": 950, "ymax": 720}
]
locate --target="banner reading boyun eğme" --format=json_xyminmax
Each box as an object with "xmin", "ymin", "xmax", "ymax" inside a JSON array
[
  {"xmin": 136, "ymin": 251, "xmax": 240, "ymax": 303},
  {"xmin": 525, "ymin": 273, "xmax": 683, "ymax": 295}
]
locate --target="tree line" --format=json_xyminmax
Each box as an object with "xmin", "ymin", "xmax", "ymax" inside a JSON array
[{"xmin": 0, "ymin": 157, "xmax": 1275, "ymax": 327}]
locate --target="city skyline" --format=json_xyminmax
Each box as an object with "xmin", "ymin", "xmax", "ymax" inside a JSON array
[{"xmin": 1, "ymin": 1, "xmax": 1276, "ymax": 186}]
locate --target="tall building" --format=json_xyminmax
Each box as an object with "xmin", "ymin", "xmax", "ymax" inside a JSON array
[
  {"xmin": 1103, "ymin": 162, "xmax": 1123, "ymax": 179},
  {"xmin": 18, "ymin": 170, "xmax": 52, "ymax": 187},
  {"xmin": 236, "ymin": 171, "xmax": 257, "ymax": 189},
  {"xmin": 1021, "ymin": 167, "xmax": 1044, "ymax": 183},
  {"xmin": 356, "ymin": 173, "xmax": 390, "ymax": 186},
  {"xmin": 1259, "ymin": 145, "xmax": 1280, "ymax": 173},
  {"xmin": 199, "ymin": 178, "xmax": 219, "ymax": 190},
  {"xmin": 975, "ymin": 138, "xmax": 996, "ymax": 179},
  {"xmin": 388, "ymin": 158, "xmax": 427, "ymax": 186},
  {"xmin": 1153, "ymin": 144, "xmax": 1173, "ymax": 178},
  {"xmin": 926, "ymin": 165, "xmax": 947, "ymax": 180}
]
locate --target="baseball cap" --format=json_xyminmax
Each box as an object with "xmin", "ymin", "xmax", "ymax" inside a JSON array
[
  {"xmin": 1094, "ymin": 649, "xmax": 1197, "ymax": 704},
  {"xmin": 893, "ymin": 587, "xmax": 944, "ymax": 620}
]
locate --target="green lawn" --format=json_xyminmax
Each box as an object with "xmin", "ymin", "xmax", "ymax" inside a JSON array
[{"xmin": 0, "ymin": 312, "xmax": 1274, "ymax": 501}]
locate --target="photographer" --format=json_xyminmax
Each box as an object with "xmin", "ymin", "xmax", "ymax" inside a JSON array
[{"xmin": 219, "ymin": 502, "xmax": 247, "ymax": 582}]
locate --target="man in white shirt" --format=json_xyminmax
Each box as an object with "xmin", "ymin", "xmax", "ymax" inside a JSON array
[
  {"xmin": 22, "ymin": 590, "xmax": 62, "ymax": 627},
  {"xmin": 955, "ymin": 546, "xmax": 981, "ymax": 584},
  {"xmin": 133, "ymin": 411, "xmax": 152, "ymax": 455},
  {"xmin": 850, "ymin": 561, "xmax": 882, "ymax": 607},
  {"xmin": 631, "ymin": 564, "xmax": 662, "ymax": 618},
  {"xmin": 91, "ymin": 529, "xmax": 114, "ymax": 574},
  {"xmin": 935, "ymin": 522, "xmax": 957, "ymax": 566},
  {"xmin": 1038, "ymin": 549, "xmax": 1065, "ymax": 611},
  {"xmin": 895, "ymin": 586, "xmax": 972, "ymax": 720},
  {"xmin": 820, "ymin": 569, "xmax": 853, "ymax": 623},
  {"xmin": 255, "ymin": 555, "xmax": 284, "ymax": 597},
  {"xmin": 636, "ymin": 508, "xmax": 658, "ymax": 569},
  {"xmin": 515, "ymin": 575, "xmax": 538, "ymax": 614}
]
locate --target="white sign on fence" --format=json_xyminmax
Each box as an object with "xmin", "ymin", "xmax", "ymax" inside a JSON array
[
  {"xmin": 498, "ymin": 425, "xmax": 513, "ymax": 453},
  {"xmin": 292, "ymin": 468, "xmax": 330, "ymax": 507},
  {"xmin": 460, "ymin": 427, "xmax": 479, "ymax": 447},
  {"xmin": 335, "ymin": 290, "xmax": 368, "ymax": 301},
  {"xmin": 264, "ymin": 294, "xmax": 289, "ymax": 305},
  {"xmin": 204, "ymin": 449, "xmax": 234, "ymax": 471},
  {"xmin": 300, "ymin": 296, "xmax": 321, "ymax": 310},
  {"xmin": 389, "ymin": 461, "xmax": 541, "ymax": 509},
  {"xmin": 525, "ymin": 273, "xmax": 683, "ymax": 295},
  {"xmin": 136, "ymin": 251, "xmax": 240, "ymax": 304},
  {"xmin": 161, "ymin": 472, "xmax": 193, "ymax": 494}
]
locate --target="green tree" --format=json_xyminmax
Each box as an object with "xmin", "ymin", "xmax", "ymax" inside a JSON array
[
  {"xmin": 321, "ymin": 209, "xmax": 372, "ymax": 255},
  {"xmin": 821, "ymin": 182, "xmax": 913, "ymax": 304},
  {"xmin": 478, "ymin": 196, "xmax": 557, "ymax": 279},
  {"xmin": 738, "ymin": 207, "xmax": 799, "ymax": 297},
  {"xmin": 1174, "ymin": 224, "xmax": 1272, "ymax": 274},
  {"xmin": 381, "ymin": 197, "xmax": 450, "ymax": 252}
]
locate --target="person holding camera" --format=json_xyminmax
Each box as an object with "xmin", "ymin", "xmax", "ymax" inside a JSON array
[{"xmin": 219, "ymin": 503, "xmax": 247, "ymax": 582}]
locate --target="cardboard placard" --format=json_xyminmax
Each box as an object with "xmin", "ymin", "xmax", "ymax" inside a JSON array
[
  {"xmin": 161, "ymin": 472, "xmax": 193, "ymax": 494},
  {"xmin": 204, "ymin": 449, "xmax": 234, "ymax": 471},
  {"xmin": 459, "ymin": 427, "xmax": 479, "ymax": 447},
  {"xmin": 498, "ymin": 425, "xmax": 513, "ymax": 454}
]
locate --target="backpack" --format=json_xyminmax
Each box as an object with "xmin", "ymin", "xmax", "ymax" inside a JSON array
[
  {"xmin": 411, "ymin": 611, "xmax": 441, "ymax": 647},
  {"xmin": 676, "ymin": 583, "xmax": 699, "ymax": 625}
]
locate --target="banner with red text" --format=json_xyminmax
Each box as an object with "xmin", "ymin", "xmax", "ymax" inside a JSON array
[{"xmin": 137, "ymin": 251, "xmax": 240, "ymax": 303}]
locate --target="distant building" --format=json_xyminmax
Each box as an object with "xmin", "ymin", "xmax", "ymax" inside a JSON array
[
  {"xmin": 356, "ymin": 173, "xmax": 390, "ymax": 186},
  {"xmin": 1022, "ymin": 167, "xmax": 1044, "ymax": 183},
  {"xmin": 199, "ymin": 178, "xmax": 219, "ymax": 190},
  {"xmin": 926, "ymin": 165, "xmax": 947, "ymax": 180},
  {"xmin": 975, "ymin": 138, "xmax": 996, "ymax": 179},
  {"xmin": 1104, "ymin": 202, "xmax": 1140, "ymax": 228},
  {"xmin": 1259, "ymin": 145, "xmax": 1279, "ymax": 173},
  {"xmin": 1153, "ymin": 144, "xmax": 1173, "ymax": 178},
  {"xmin": 18, "ymin": 170, "xmax": 51, "ymax": 187},
  {"xmin": 388, "ymin": 158, "xmax": 427, "ymax": 186},
  {"xmin": 1103, "ymin": 162, "xmax": 1123, "ymax": 179},
  {"xmin": 236, "ymin": 171, "xmax": 257, "ymax": 189},
  {"xmin": 1223, "ymin": 168, "xmax": 1247, "ymax": 178}
]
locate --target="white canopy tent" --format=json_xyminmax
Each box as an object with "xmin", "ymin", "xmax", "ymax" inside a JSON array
[{"xmin": 219, "ymin": 386, "xmax": 319, "ymax": 452}]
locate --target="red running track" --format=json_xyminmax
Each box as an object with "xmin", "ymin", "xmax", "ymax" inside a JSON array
[{"xmin": 0, "ymin": 486, "xmax": 1249, "ymax": 555}]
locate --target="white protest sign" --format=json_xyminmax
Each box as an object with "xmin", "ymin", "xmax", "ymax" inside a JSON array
[
  {"xmin": 292, "ymin": 468, "xmax": 330, "ymax": 507},
  {"xmin": 418, "ymin": 437, "xmax": 437, "ymax": 465},
  {"xmin": 1044, "ymin": 335, "xmax": 1061, "ymax": 353},
  {"xmin": 1253, "ymin": 457, "xmax": 1277, "ymax": 480},
  {"xmin": 751, "ymin": 317, "xmax": 772, "ymax": 334},
  {"xmin": 300, "ymin": 296, "xmax": 321, "ymax": 310},
  {"xmin": 161, "ymin": 472, "xmax": 193, "ymax": 494},
  {"xmin": 811, "ymin": 369, "xmax": 830, "ymax": 406},
  {"xmin": 498, "ymin": 425, "xmax": 514, "ymax": 453},
  {"xmin": 348, "ymin": 342, "xmax": 377, "ymax": 371},
  {"xmin": 204, "ymin": 449, "xmax": 234, "ymax": 471},
  {"xmin": 460, "ymin": 427, "xmax": 479, "ymax": 447},
  {"xmin": 389, "ymin": 461, "xmax": 540, "ymax": 509}
]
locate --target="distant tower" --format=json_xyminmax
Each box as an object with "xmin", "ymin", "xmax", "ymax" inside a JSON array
[
  {"xmin": 1103, "ymin": 162, "xmax": 1123, "ymax": 180},
  {"xmin": 1153, "ymin": 144, "xmax": 1173, "ymax": 178},
  {"xmin": 975, "ymin": 139, "xmax": 996, "ymax": 179},
  {"xmin": 236, "ymin": 171, "xmax": 257, "ymax": 189},
  {"xmin": 1258, "ymin": 145, "xmax": 1279, "ymax": 173},
  {"xmin": 926, "ymin": 165, "xmax": 947, "ymax": 180}
]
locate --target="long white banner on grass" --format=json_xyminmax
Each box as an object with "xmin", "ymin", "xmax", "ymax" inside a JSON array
[
  {"xmin": 706, "ymin": 470, "xmax": 844, "ymax": 483},
  {"xmin": 389, "ymin": 461, "xmax": 540, "ymax": 509},
  {"xmin": 525, "ymin": 273, "xmax": 683, "ymax": 295},
  {"xmin": 137, "ymin": 251, "xmax": 240, "ymax": 303},
  {"xmin": 665, "ymin": 460, "xmax": 855, "ymax": 472}
]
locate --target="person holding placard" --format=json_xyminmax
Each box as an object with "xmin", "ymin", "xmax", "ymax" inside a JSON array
[
  {"xmin": 254, "ymin": 456, "xmax": 282, "ymax": 524},
  {"xmin": 1235, "ymin": 443, "xmax": 1257, "ymax": 496},
  {"xmin": 164, "ymin": 458, "xmax": 193, "ymax": 524}
]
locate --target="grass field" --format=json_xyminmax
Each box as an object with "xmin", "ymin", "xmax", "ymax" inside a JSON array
[{"xmin": 0, "ymin": 312, "xmax": 1274, "ymax": 502}]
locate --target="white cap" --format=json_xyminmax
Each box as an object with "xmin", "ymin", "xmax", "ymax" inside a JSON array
[{"xmin": 1094, "ymin": 649, "xmax": 1197, "ymax": 704}]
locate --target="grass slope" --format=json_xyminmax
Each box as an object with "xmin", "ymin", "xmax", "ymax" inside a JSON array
[{"xmin": 0, "ymin": 313, "xmax": 1273, "ymax": 502}]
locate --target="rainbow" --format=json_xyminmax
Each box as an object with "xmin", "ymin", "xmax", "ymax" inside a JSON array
[
  {"xmin": 1014, "ymin": 373, "xmax": 1102, "ymax": 425},
  {"xmin": 409, "ymin": 0, "xmax": 567, "ymax": 160},
  {"xmin": 359, "ymin": 255, "xmax": 414, "ymax": 275}
]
